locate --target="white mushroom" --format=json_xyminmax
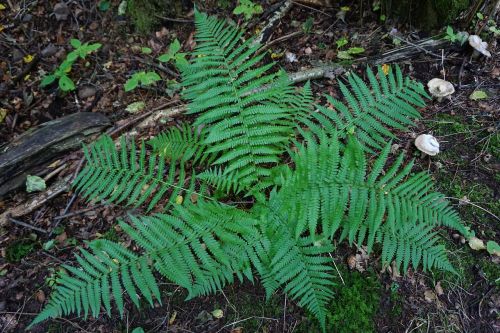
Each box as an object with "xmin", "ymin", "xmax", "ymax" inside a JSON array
[
  {"xmin": 415, "ymin": 134, "xmax": 440, "ymax": 156},
  {"xmin": 427, "ymin": 78, "xmax": 455, "ymax": 101},
  {"xmin": 468, "ymin": 35, "xmax": 491, "ymax": 57}
]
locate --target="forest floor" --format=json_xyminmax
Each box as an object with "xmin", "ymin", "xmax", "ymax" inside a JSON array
[{"xmin": 0, "ymin": 1, "xmax": 499, "ymax": 332}]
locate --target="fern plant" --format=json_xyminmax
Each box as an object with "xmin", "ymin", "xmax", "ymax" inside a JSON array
[{"xmin": 31, "ymin": 10, "xmax": 471, "ymax": 331}]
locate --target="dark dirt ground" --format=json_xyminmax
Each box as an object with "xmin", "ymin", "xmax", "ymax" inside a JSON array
[{"xmin": 0, "ymin": 1, "xmax": 499, "ymax": 332}]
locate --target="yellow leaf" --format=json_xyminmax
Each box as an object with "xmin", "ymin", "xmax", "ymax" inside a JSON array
[
  {"xmin": 382, "ymin": 64, "xmax": 390, "ymax": 76},
  {"xmin": 0, "ymin": 4, "xmax": 6, "ymax": 10},
  {"xmin": 24, "ymin": 74, "xmax": 30, "ymax": 81},
  {"xmin": 271, "ymin": 52, "xmax": 283, "ymax": 59},
  {"xmin": 168, "ymin": 311, "xmax": 177, "ymax": 325},
  {"xmin": 340, "ymin": 6, "xmax": 350, "ymax": 11},
  {"xmin": 0, "ymin": 25, "xmax": 4, "ymax": 32},
  {"xmin": 23, "ymin": 54, "xmax": 34, "ymax": 63},
  {"xmin": 0, "ymin": 108, "xmax": 7, "ymax": 123},
  {"xmin": 175, "ymin": 195, "xmax": 183, "ymax": 205}
]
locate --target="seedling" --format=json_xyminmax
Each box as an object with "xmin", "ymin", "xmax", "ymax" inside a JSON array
[
  {"xmin": 233, "ymin": 0, "xmax": 263, "ymax": 20},
  {"xmin": 157, "ymin": 39, "xmax": 188, "ymax": 68},
  {"xmin": 124, "ymin": 71, "xmax": 161, "ymax": 91},
  {"xmin": 443, "ymin": 26, "xmax": 468, "ymax": 45},
  {"xmin": 40, "ymin": 39, "xmax": 101, "ymax": 92}
]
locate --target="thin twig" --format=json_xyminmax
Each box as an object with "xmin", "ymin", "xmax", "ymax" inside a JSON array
[
  {"xmin": 8, "ymin": 217, "xmax": 47, "ymax": 233},
  {"xmin": 445, "ymin": 196, "xmax": 500, "ymax": 221},
  {"xmin": 329, "ymin": 252, "xmax": 345, "ymax": 285}
]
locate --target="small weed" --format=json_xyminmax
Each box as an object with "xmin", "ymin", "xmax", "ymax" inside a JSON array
[
  {"xmin": 6, "ymin": 239, "xmax": 36, "ymax": 263},
  {"xmin": 41, "ymin": 39, "xmax": 101, "ymax": 92},
  {"xmin": 233, "ymin": 0, "xmax": 263, "ymax": 20}
]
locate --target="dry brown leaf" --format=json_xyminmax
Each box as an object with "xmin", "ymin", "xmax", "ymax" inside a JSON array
[{"xmin": 424, "ymin": 289, "xmax": 437, "ymax": 303}]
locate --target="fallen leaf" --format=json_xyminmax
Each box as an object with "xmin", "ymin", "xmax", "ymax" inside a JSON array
[
  {"xmin": 0, "ymin": 108, "xmax": 7, "ymax": 123},
  {"xmin": 23, "ymin": 54, "xmax": 34, "ymax": 63},
  {"xmin": 435, "ymin": 281, "xmax": 444, "ymax": 296},
  {"xmin": 424, "ymin": 289, "xmax": 437, "ymax": 303},
  {"xmin": 168, "ymin": 310, "xmax": 177, "ymax": 325},
  {"xmin": 212, "ymin": 309, "xmax": 223, "ymax": 319},
  {"xmin": 382, "ymin": 64, "xmax": 390, "ymax": 75},
  {"xmin": 26, "ymin": 175, "xmax": 46, "ymax": 192},
  {"xmin": 175, "ymin": 195, "xmax": 183, "ymax": 205},
  {"xmin": 486, "ymin": 240, "xmax": 500, "ymax": 256},
  {"xmin": 469, "ymin": 90, "xmax": 488, "ymax": 100},
  {"xmin": 468, "ymin": 237, "xmax": 486, "ymax": 250},
  {"xmin": 35, "ymin": 290, "xmax": 46, "ymax": 303},
  {"xmin": 126, "ymin": 101, "xmax": 146, "ymax": 113},
  {"xmin": 0, "ymin": 4, "xmax": 5, "ymax": 10}
]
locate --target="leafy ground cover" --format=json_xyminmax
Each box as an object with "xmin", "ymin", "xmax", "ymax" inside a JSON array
[{"xmin": 0, "ymin": 1, "xmax": 498, "ymax": 332}]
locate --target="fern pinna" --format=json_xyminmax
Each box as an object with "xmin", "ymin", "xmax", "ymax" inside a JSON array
[{"xmin": 32, "ymin": 10, "xmax": 471, "ymax": 331}]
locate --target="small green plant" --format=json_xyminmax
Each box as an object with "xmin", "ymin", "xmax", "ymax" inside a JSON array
[
  {"xmin": 233, "ymin": 0, "xmax": 263, "ymax": 20},
  {"xmin": 124, "ymin": 71, "xmax": 161, "ymax": 91},
  {"xmin": 443, "ymin": 26, "xmax": 468, "ymax": 45},
  {"xmin": 302, "ymin": 17, "xmax": 314, "ymax": 34},
  {"xmin": 41, "ymin": 39, "xmax": 101, "ymax": 92},
  {"xmin": 158, "ymin": 39, "xmax": 188, "ymax": 69},
  {"xmin": 336, "ymin": 36, "xmax": 349, "ymax": 49},
  {"xmin": 335, "ymin": 36, "xmax": 364, "ymax": 59},
  {"xmin": 6, "ymin": 239, "xmax": 36, "ymax": 263}
]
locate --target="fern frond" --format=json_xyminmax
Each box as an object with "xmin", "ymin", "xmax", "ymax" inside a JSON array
[
  {"xmin": 380, "ymin": 223, "xmax": 456, "ymax": 274},
  {"xmin": 30, "ymin": 201, "xmax": 258, "ymax": 327},
  {"xmin": 73, "ymin": 135, "xmax": 194, "ymax": 211},
  {"xmin": 181, "ymin": 11, "xmax": 298, "ymax": 191},
  {"xmin": 28, "ymin": 239, "xmax": 156, "ymax": 328},
  {"xmin": 147, "ymin": 123, "xmax": 216, "ymax": 166},
  {"xmin": 313, "ymin": 66, "xmax": 429, "ymax": 151},
  {"xmin": 272, "ymin": 132, "xmax": 466, "ymax": 269}
]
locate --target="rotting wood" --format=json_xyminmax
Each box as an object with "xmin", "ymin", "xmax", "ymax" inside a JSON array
[{"xmin": 0, "ymin": 112, "xmax": 110, "ymax": 196}]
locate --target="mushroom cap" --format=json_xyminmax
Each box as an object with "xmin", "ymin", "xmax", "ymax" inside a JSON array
[
  {"xmin": 427, "ymin": 78, "xmax": 455, "ymax": 98},
  {"xmin": 468, "ymin": 35, "xmax": 492, "ymax": 57},
  {"xmin": 415, "ymin": 134, "xmax": 440, "ymax": 156}
]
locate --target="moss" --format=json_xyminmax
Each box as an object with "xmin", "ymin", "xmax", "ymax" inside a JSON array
[
  {"xmin": 296, "ymin": 269, "xmax": 382, "ymax": 333},
  {"xmin": 382, "ymin": 0, "xmax": 472, "ymax": 30},
  {"xmin": 127, "ymin": 0, "xmax": 186, "ymax": 33},
  {"xmin": 102, "ymin": 227, "xmax": 120, "ymax": 242},
  {"xmin": 5, "ymin": 239, "xmax": 36, "ymax": 263},
  {"xmin": 223, "ymin": 290, "xmax": 283, "ymax": 332}
]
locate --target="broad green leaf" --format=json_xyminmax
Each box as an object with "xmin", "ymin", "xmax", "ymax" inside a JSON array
[
  {"xmin": 70, "ymin": 39, "xmax": 82, "ymax": 49},
  {"xmin": 347, "ymin": 47, "xmax": 365, "ymax": 54},
  {"xmin": 169, "ymin": 39, "xmax": 181, "ymax": 55},
  {"xmin": 158, "ymin": 53, "xmax": 172, "ymax": 62},
  {"xmin": 41, "ymin": 74, "xmax": 57, "ymax": 87},
  {"xmin": 469, "ymin": 90, "xmax": 487, "ymax": 100},
  {"xmin": 141, "ymin": 72, "xmax": 161, "ymax": 85},
  {"xmin": 124, "ymin": 77, "xmax": 139, "ymax": 91},
  {"xmin": 58, "ymin": 75, "xmax": 76, "ymax": 91},
  {"xmin": 26, "ymin": 175, "xmax": 46, "ymax": 192},
  {"xmin": 141, "ymin": 47, "xmax": 152, "ymax": 54},
  {"xmin": 67, "ymin": 51, "xmax": 79, "ymax": 62}
]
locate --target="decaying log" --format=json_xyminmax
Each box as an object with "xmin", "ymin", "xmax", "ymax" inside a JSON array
[
  {"xmin": 0, "ymin": 112, "xmax": 110, "ymax": 197},
  {"xmin": 0, "ymin": 175, "xmax": 72, "ymax": 226}
]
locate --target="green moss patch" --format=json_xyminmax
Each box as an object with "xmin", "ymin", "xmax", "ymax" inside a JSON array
[{"xmin": 6, "ymin": 239, "xmax": 36, "ymax": 263}]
